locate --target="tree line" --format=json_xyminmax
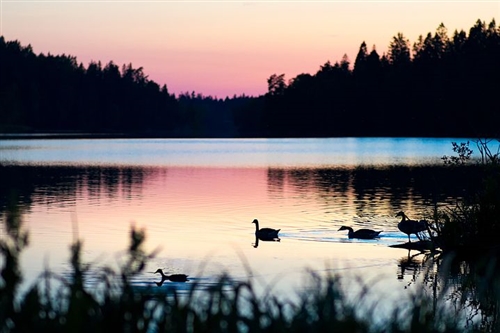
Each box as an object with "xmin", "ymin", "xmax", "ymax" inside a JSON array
[
  {"xmin": 261, "ymin": 19, "xmax": 500, "ymax": 138},
  {"xmin": 0, "ymin": 18, "xmax": 499, "ymax": 138}
]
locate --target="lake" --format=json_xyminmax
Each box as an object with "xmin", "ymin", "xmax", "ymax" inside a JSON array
[{"xmin": 0, "ymin": 137, "xmax": 472, "ymax": 309}]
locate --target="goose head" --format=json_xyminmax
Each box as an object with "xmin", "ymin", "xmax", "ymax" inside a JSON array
[
  {"xmin": 155, "ymin": 268, "xmax": 166, "ymax": 278},
  {"xmin": 395, "ymin": 211, "xmax": 406, "ymax": 218}
]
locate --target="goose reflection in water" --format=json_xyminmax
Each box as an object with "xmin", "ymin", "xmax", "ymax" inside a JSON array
[
  {"xmin": 154, "ymin": 268, "xmax": 189, "ymax": 286},
  {"xmin": 397, "ymin": 250, "xmax": 428, "ymax": 289},
  {"xmin": 252, "ymin": 234, "xmax": 281, "ymax": 248}
]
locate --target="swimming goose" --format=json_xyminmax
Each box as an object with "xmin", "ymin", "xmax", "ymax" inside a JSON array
[
  {"xmin": 154, "ymin": 269, "xmax": 189, "ymax": 283},
  {"xmin": 252, "ymin": 219, "xmax": 280, "ymax": 239},
  {"xmin": 396, "ymin": 211, "xmax": 428, "ymax": 243},
  {"xmin": 338, "ymin": 226, "xmax": 382, "ymax": 239}
]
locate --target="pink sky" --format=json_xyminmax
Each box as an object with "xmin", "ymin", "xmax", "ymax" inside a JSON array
[{"xmin": 2, "ymin": 1, "xmax": 498, "ymax": 98}]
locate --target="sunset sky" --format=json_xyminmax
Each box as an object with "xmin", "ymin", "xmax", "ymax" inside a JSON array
[{"xmin": 2, "ymin": 1, "xmax": 498, "ymax": 98}]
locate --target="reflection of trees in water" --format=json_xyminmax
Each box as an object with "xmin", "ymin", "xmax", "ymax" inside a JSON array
[
  {"xmin": 82, "ymin": 167, "xmax": 148, "ymax": 201},
  {"xmin": 266, "ymin": 165, "xmax": 482, "ymax": 216},
  {"xmin": 0, "ymin": 165, "xmax": 158, "ymax": 212},
  {"xmin": 266, "ymin": 168, "xmax": 285, "ymax": 197}
]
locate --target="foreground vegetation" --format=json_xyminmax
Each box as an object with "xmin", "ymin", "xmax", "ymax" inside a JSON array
[
  {"xmin": 426, "ymin": 139, "xmax": 500, "ymax": 255},
  {"xmin": 0, "ymin": 211, "xmax": 499, "ymax": 332}
]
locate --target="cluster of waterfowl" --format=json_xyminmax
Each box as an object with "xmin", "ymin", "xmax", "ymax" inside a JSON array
[
  {"xmin": 338, "ymin": 211, "xmax": 429, "ymax": 240},
  {"xmin": 253, "ymin": 212, "xmax": 429, "ymax": 241},
  {"xmin": 155, "ymin": 211, "xmax": 429, "ymax": 285}
]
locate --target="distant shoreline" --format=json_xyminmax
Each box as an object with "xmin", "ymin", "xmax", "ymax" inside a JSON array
[
  {"xmin": 0, "ymin": 132, "xmax": 128, "ymax": 139},
  {"xmin": 0, "ymin": 132, "xmax": 473, "ymax": 140}
]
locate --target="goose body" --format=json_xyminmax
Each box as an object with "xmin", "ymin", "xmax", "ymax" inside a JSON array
[
  {"xmin": 338, "ymin": 226, "xmax": 382, "ymax": 239},
  {"xmin": 396, "ymin": 211, "xmax": 428, "ymax": 243},
  {"xmin": 252, "ymin": 219, "xmax": 280, "ymax": 240},
  {"xmin": 154, "ymin": 269, "xmax": 189, "ymax": 283}
]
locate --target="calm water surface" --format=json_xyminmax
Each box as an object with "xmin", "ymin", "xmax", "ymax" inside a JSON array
[{"xmin": 0, "ymin": 138, "xmax": 470, "ymax": 308}]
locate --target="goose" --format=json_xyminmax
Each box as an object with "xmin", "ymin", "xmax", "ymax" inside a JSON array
[
  {"xmin": 396, "ymin": 211, "xmax": 428, "ymax": 243},
  {"xmin": 338, "ymin": 226, "xmax": 382, "ymax": 239},
  {"xmin": 252, "ymin": 219, "xmax": 280, "ymax": 239},
  {"xmin": 154, "ymin": 269, "xmax": 189, "ymax": 283}
]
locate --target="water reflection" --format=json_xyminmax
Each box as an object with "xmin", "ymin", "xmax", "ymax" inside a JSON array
[
  {"xmin": 3, "ymin": 138, "xmax": 499, "ymax": 329},
  {"xmin": 0, "ymin": 163, "xmax": 486, "ymax": 306},
  {"xmin": 252, "ymin": 235, "xmax": 281, "ymax": 248},
  {"xmin": 397, "ymin": 250, "xmax": 426, "ymax": 284},
  {"xmin": 394, "ymin": 251, "xmax": 500, "ymax": 331},
  {"xmin": 444, "ymin": 255, "xmax": 500, "ymax": 331},
  {"xmin": 0, "ymin": 165, "xmax": 156, "ymax": 210},
  {"xmin": 1, "ymin": 164, "xmax": 481, "ymax": 217}
]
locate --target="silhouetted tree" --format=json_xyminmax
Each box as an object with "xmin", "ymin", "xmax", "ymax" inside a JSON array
[
  {"xmin": 388, "ymin": 32, "xmax": 411, "ymax": 68},
  {"xmin": 353, "ymin": 41, "xmax": 368, "ymax": 76},
  {"xmin": 267, "ymin": 73, "xmax": 286, "ymax": 96}
]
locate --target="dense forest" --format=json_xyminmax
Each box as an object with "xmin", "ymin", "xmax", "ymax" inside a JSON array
[{"xmin": 0, "ymin": 18, "xmax": 499, "ymax": 138}]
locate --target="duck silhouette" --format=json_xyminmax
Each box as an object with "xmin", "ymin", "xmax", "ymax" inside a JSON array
[
  {"xmin": 338, "ymin": 226, "xmax": 382, "ymax": 239},
  {"xmin": 154, "ymin": 269, "xmax": 189, "ymax": 286},
  {"xmin": 252, "ymin": 219, "xmax": 280, "ymax": 240},
  {"xmin": 396, "ymin": 211, "xmax": 428, "ymax": 243}
]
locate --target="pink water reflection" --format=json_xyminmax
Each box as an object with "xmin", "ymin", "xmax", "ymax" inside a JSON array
[{"xmin": 13, "ymin": 164, "xmax": 441, "ymax": 305}]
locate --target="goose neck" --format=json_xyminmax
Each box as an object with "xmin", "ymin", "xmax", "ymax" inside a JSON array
[
  {"xmin": 254, "ymin": 221, "xmax": 259, "ymax": 231},
  {"xmin": 157, "ymin": 269, "xmax": 167, "ymax": 278}
]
